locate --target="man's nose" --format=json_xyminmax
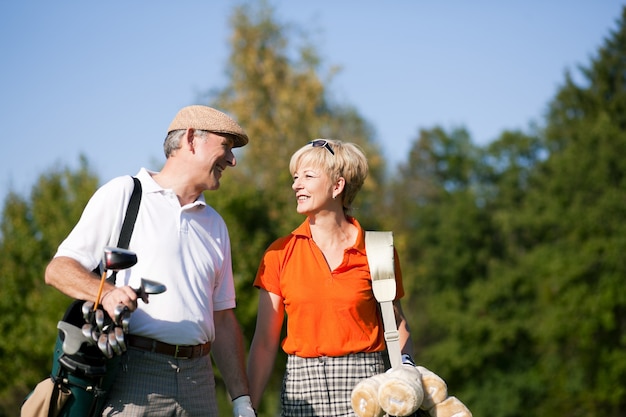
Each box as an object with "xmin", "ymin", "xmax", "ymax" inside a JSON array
[{"xmin": 226, "ymin": 152, "xmax": 236, "ymax": 167}]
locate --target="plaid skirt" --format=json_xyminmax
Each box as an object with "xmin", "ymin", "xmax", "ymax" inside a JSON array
[{"xmin": 281, "ymin": 351, "xmax": 386, "ymax": 417}]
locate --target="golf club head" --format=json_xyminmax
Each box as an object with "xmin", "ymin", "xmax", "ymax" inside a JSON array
[
  {"xmin": 108, "ymin": 332, "xmax": 123, "ymax": 356},
  {"xmin": 113, "ymin": 304, "xmax": 128, "ymax": 326},
  {"xmin": 82, "ymin": 301, "xmax": 94, "ymax": 323},
  {"xmin": 135, "ymin": 278, "xmax": 167, "ymax": 300},
  {"xmin": 95, "ymin": 309, "xmax": 105, "ymax": 332},
  {"xmin": 121, "ymin": 313, "xmax": 131, "ymax": 334},
  {"xmin": 57, "ymin": 322, "xmax": 92, "ymax": 355},
  {"xmin": 102, "ymin": 247, "xmax": 137, "ymax": 271},
  {"xmin": 98, "ymin": 333, "xmax": 113, "ymax": 359},
  {"xmin": 91, "ymin": 328, "xmax": 100, "ymax": 343},
  {"xmin": 114, "ymin": 326, "xmax": 127, "ymax": 352},
  {"xmin": 82, "ymin": 324, "xmax": 94, "ymax": 341}
]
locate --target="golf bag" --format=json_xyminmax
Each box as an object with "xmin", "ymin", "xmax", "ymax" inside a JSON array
[
  {"xmin": 21, "ymin": 177, "xmax": 141, "ymax": 417},
  {"xmin": 50, "ymin": 299, "xmax": 123, "ymax": 417}
]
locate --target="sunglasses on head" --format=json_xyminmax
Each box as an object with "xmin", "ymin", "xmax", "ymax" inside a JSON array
[{"xmin": 309, "ymin": 139, "xmax": 335, "ymax": 155}]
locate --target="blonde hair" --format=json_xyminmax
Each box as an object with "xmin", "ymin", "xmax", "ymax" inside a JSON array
[{"xmin": 289, "ymin": 139, "xmax": 369, "ymax": 213}]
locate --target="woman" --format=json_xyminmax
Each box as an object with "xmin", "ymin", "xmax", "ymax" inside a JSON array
[{"xmin": 247, "ymin": 139, "xmax": 414, "ymax": 416}]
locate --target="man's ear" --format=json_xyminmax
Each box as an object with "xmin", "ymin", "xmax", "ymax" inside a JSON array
[{"xmin": 185, "ymin": 128, "xmax": 196, "ymax": 151}]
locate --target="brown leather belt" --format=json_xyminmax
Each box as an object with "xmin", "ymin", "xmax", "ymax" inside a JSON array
[{"xmin": 127, "ymin": 334, "xmax": 211, "ymax": 359}]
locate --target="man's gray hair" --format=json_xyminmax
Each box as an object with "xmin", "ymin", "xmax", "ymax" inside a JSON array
[{"xmin": 163, "ymin": 129, "xmax": 212, "ymax": 158}]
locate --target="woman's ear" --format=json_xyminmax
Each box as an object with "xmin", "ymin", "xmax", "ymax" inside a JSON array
[{"xmin": 332, "ymin": 177, "xmax": 346, "ymax": 199}]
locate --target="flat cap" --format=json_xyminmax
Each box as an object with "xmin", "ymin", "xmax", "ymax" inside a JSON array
[{"xmin": 167, "ymin": 105, "xmax": 249, "ymax": 147}]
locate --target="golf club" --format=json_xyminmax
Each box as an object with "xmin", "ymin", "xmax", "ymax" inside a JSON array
[
  {"xmin": 108, "ymin": 332, "xmax": 123, "ymax": 356},
  {"xmin": 81, "ymin": 323, "xmax": 94, "ymax": 340},
  {"xmin": 82, "ymin": 301, "xmax": 94, "ymax": 323},
  {"xmin": 95, "ymin": 309, "xmax": 105, "ymax": 332},
  {"xmin": 113, "ymin": 304, "xmax": 126, "ymax": 326},
  {"xmin": 57, "ymin": 321, "xmax": 95, "ymax": 355},
  {"xmin": 136, "ymin": 278, "xmax": 167, "ymax": 298},
  {"xmin": 121, "ymin": 313, "xmax": 131, "ymax": 334},
  {"xmin": 93, "ymin": 247, "xmax": 138, "ymax": 311},
  {"xmin": 98, "ymin": 333, "xmax": 113, "ymax": 359},
  {"xmin": 114, "ymin": 326, "xmax": 127, "ymax": 352},
  {"xmin": 112, "ymin": 278, "xmax": 168, "ymax": 326}
]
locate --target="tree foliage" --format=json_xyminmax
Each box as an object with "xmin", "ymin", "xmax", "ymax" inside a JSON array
[
  {"xmin": 2, "ymin": 3, "xmax": 626, "ymax": 417},
  {"xmin": 0, "ymin": 157, "xmax": 99, "ymax": 415},
  {"xmin": 385, "ymin": 9, "xmax": 626, "ymax": 417},
  {"xmin": 210, "ymin": 1, "xmax": 385, "ymax": 236}
]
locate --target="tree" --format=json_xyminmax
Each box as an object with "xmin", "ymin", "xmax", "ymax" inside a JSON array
[
  {"xmin": 385, "ymin": 127, "xmax": 500, "ymax": 408},
  {"xmin": 416, "ymin": 9, "xmax": 626, "ymax": 416},
  {"xmin": 384, "ymin": 8, "xmax": 626, "ymax": 414},
  {"xmin": 517, "ymin": 9, "xmax": 626, "ymax": 415},
  {"xmin": 0, "ymin": 156, "xmax": 99, "ymax": 415},
  {"xmin": 211, "ymin": 1, "xmax": 386, "ymax": 236}
]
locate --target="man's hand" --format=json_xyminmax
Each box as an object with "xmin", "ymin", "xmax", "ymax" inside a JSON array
[
  {"xmin": 100, "ymin": 285, "xmax": 138, "ymax": 319},
  {"xmin": 232, "ymin": 395, "xmax": 256, "ymax": 417}
]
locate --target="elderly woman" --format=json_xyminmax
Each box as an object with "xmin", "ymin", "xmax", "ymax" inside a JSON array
[{"xmin": 247, "ymin": 139, "xmax": 415, "ymax": 416}]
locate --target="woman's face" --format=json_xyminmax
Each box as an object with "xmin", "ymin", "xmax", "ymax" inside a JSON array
[{"xmin": 291, "ymin": 164, "xmax": 336, "ymax": 216}]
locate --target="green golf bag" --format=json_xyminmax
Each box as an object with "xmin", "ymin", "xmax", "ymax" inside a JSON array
[{"xmin": 51, "ymin": 299, "xmax": 122, "ymax": 417}]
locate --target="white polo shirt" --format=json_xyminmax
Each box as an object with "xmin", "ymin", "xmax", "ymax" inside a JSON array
[{"xmin": 55, "ymin": 168, "xmax": 236, "ymax": 345}]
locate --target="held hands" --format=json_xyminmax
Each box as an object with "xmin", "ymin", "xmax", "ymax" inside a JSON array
[{"xmin": 232, "ymin": 395, "xmax": 256, "ymax": 417}]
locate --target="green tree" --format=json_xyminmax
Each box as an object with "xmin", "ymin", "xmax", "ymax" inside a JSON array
[
  {"xmin": 414, "ymin": 8, "xmax": 626, "ymax": 416},
  {"xmin": 385, "ymin": 127, "xmax": 499, "ymax": 404},
  {"xmin": 519, "ymin": 8, "xmax": 626, "ymax": 415},
  {"xmin": 0, "ymin": 156, "xmax": 99, "ymax": 415},
  {"xmin": 211, "ymin": 1, "xmax": 385, "ymax": 236}
]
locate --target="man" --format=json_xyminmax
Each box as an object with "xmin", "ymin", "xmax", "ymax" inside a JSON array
[{"xmin": 45, "ymin": 105, "xmax": 256, "ymax": 417}]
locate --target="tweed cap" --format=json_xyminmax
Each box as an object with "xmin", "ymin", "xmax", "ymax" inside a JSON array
[{"xmin": 167, "ymin": 105, "xmax": 249, "ymax": 147}]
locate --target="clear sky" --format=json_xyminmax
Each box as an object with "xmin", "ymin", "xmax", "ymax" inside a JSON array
[{"xmin": 1, "ymin": 1, "xmax": 623, "ymax": 208}]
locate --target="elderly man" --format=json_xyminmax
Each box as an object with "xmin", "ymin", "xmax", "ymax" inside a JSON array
[{"xmin": 45, "ymin": 105, "xmax": 256, "ymax": 417}]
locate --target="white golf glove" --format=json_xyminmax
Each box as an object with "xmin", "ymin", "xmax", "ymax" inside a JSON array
[{"xmin": 232, "ymin": 395, "xmax": 256, "ymax": 417}]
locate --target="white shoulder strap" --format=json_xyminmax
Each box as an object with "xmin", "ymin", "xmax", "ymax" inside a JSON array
[{"xmin": 365, "ymin": 231, "xmax": 402, "ymax": 369}]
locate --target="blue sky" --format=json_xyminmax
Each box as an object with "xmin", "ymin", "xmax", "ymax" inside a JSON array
[{"xmin": 1, "ymin": 1, "xmax": 623, "ymax": 208}]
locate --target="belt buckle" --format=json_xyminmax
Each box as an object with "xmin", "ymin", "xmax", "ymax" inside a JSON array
[{"xmin": 174, "ymin": 345, "xmax": 189, "ymax": 359}]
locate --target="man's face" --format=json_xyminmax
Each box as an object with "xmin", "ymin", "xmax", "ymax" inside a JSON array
[{"xmin": 192, "ymin": 131, "xmax": 236, "ymax": 190}]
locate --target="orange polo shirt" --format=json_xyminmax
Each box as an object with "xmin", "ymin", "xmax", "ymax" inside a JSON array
[{"xmin": 254, "ymin": 217, "xmax": 404, "ymax": 358}]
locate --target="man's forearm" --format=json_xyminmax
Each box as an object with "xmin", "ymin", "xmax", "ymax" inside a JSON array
[
  {"xmin": 45, "ymin": 256, "xmax": 109, "ymax": 301},
  {"xmin": 212, "ymin": 310, "xmax": 250, "ymax": 399}
]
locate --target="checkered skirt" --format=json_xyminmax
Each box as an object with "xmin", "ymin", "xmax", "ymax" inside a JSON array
[{"xmin": 281, "ymin": 351, "xmax": 386, "ymax": 417}]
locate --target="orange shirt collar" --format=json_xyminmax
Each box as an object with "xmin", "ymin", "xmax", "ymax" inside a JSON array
[{"xmin": 291, "ymin": 216, "xmax": 367, "ymax": 255}]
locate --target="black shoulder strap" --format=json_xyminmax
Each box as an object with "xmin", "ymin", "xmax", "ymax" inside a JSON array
[
  {"xmin": 106, "ymin": 177, "xmax": 141, "ymax": 285},
  {"xmin": 116, "ymin": 177, "xmax": 142, "ymax": 249}
]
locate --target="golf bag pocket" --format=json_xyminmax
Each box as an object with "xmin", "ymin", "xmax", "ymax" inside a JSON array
[{"xmin": 20, "ymin": 377, "xmax": 71, "ymax": 417}]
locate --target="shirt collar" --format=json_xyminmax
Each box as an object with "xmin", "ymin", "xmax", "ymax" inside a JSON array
[
  {"xmin": 135, "ymin": 167, "xmax": 207, "ymax": 208},
  {"xmin": 292, "ymin": 216, "xmax": 366, "ymax": 254}
]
